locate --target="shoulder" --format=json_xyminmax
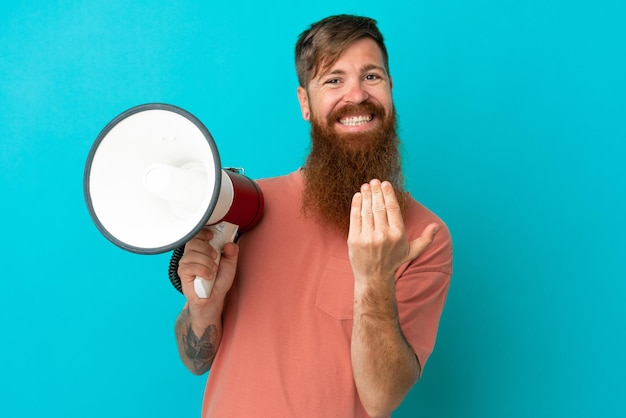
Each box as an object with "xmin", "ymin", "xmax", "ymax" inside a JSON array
[
  {"xmin": 255, "ymin": 170, "xmax": 304, "ymax": 203},
  {"xmin": 257, "ymin": 169, "xmax": 303, "ymax": 190}
]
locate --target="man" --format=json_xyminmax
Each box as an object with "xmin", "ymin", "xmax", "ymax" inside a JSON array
[{"xmin": 174, "ymin": 14, "xmax": 452, "ymax": 417}]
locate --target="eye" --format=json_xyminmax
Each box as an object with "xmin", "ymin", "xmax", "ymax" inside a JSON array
[
  {"xmin": 364, "ymin": 73, "xmax": 381, "ymax": 82},
  {"xmin": 325, "ymin": 78, "xmax": 341, "ymax": 85}
]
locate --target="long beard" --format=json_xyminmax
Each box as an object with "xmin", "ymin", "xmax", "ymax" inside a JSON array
[{"xmin": 302, "ymin": 103, "xmax": 406, "ymax": 235}]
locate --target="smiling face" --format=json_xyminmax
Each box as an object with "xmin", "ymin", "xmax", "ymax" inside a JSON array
[{"xmin": 297, "ymin": 37, "xmax": 394, "ymax": 147}]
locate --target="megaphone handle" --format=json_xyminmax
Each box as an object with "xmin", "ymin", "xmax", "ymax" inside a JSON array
[{"xmin": 194, "ymin": 221, "xmax": 239, "ymax": 298}]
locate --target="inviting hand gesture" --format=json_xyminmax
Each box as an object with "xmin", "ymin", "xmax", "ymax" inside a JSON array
[{"xmin": 347, "ymin": 179, "xmax": 439, "ymax": 285}]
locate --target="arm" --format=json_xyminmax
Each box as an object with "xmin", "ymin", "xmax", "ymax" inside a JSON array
[
  {"xmin": 348, "ymin": 180, "xmax": 439, "ymax": 417},
  {"xmin": 174, "ymin": 227, "xmax": 239, "ymax": 375}
]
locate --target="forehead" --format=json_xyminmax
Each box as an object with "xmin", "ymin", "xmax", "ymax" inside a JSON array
[{"xmin": 315, "ymin": 38, "xmax": 387, "ymax": 78}]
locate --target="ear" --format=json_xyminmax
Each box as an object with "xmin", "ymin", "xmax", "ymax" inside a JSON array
[
  {"xmin": 389, "ymin": 76, "xmax": 393, "ymax": 90},
  {"xmin": 297, "ymin": 86, "xmax": 310, "ymax": 121}
]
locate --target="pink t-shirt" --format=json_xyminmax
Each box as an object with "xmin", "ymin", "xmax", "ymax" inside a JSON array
[{"xmin": 201, "ymin": 170, "xmax": 452, "ymax": 417}]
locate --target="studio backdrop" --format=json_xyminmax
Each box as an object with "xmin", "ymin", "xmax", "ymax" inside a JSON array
[{"xmin": 1, "ymin": 1, "xmax": 624, "ymax": 417}]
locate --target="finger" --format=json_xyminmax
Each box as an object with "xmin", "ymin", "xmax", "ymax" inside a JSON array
[
  {"xmin": 369, "ymin": 179, "xmax": 389, "ymax": 228},
  {"xmin": 213, "ymin": 242, "xmax": 239, "ymax": 293},
  {"xmin": 406, "ymin": 223, "xmax": 440, "ymax": 262},
  {"xmin": 221, "ymin": 242, "xmax": 239, "ymax": 259},
  {"xmin": 184, "ymin": 237, "xmax": 217, "ymax": 260},
  {"xmin": 178, "ymin": 236, "xmax": 219, "ymax": 283},
  {"xmin": 178, "ymin": 252, "xmax": 216, "ymax": 286},
  {"xmin": 381, "ymin": 180, "xmax": 405, "ymax": 231},
  {"xmin": 381, "ymin": 181, "xmax": 400, "ymax": 210},
  {"xmin": 349, "ymin": 191, "xmax": 363, "ymax": 236},
  {"xmin": 359, "ymin": 182, "xmax": 374, "ymax": 230},
  {"xmin": 193, "ymin": 226, "xmax": 215, "ymax": 242}
]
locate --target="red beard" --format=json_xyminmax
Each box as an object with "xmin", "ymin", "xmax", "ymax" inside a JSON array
[{"xmin": 302, "ymin": 102, "xmax": 407, "ymax": 235}]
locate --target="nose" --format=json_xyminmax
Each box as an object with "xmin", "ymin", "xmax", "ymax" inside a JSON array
[{"xmin": 343, "ymin": 81, "xmax": 369, "ymax": 104}]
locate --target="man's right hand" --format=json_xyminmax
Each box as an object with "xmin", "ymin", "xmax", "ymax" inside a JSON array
[{"xmin": 177, "ymin": 226, "xmax": 240, "ymax": 307}]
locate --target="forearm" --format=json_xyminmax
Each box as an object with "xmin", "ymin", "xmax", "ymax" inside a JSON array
[
  {"xmin": 351, "ymin": 278, "xmax": 420, "ymax": 417},
  {"xmin": 175, "ymin": 302, "xmax": 224, "ymax": 375}
]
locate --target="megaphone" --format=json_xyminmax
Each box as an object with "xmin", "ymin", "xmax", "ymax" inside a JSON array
[{"xmin": 84, "ymin": 103, "xmax": 263, "ymax": 298}]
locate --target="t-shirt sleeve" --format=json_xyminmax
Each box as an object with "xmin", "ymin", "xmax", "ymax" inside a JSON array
[{"xmin": 395, "ymin": 223, "xmax": 453, "ymax": 370}]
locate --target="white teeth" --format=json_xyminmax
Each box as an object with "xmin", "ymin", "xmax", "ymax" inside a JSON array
[{"xmin": 339, "ymin": 115, "xmax": 372, "ymax": 126}]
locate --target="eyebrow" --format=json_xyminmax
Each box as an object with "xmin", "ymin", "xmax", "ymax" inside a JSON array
[
  {"xmin": 361, "ymin": 64, "xmax": 387, "ymax": 74},
  {"xmin": 319, "ymin": 64, "xmax": 387, "ymax": 79}
]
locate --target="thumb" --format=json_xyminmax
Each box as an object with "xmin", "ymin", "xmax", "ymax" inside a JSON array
[
  {"xmin": 210, "ymin": 242, "xmax": 239, "ymax": 296},
  {"xmin": 406, "ymin": 223, "xmax": 440, "ymax": 262},
  {"xmin": 217, "ymin": 242, "xmax": 239, "ymax": 272}
]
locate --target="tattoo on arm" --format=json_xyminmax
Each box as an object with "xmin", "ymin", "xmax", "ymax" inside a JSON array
[
  {"xmin": 183, "ymin": 323, "xmax": 218, "ymax": 374},
  {"xmin": 176, "ymin": 308, "xmax": 219, "ymax": 374}
]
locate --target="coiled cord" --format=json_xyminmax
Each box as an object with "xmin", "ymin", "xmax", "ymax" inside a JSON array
[{"xmin": 168, "ymin": 246, "xmax": 185, "ymax": 294}]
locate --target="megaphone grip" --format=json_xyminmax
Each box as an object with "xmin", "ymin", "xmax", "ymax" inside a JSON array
[{"xmin": 193, "ymin": 221, "xmax": 239, "ymax": 298}]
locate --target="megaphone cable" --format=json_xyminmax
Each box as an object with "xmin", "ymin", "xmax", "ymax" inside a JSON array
[{"xmin": 168, "ymin": 246, "xmax": 185, "ymax": 294}]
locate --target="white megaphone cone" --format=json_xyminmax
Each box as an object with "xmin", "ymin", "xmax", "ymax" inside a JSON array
[{"xmin": 84, "ymin": 103, "xmax": 263, "ymax": 298}]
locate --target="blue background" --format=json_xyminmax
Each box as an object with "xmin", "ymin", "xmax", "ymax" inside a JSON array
[{"xmin": 1, "ymin": 1, "xmax": 624, "ymax": 417}]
